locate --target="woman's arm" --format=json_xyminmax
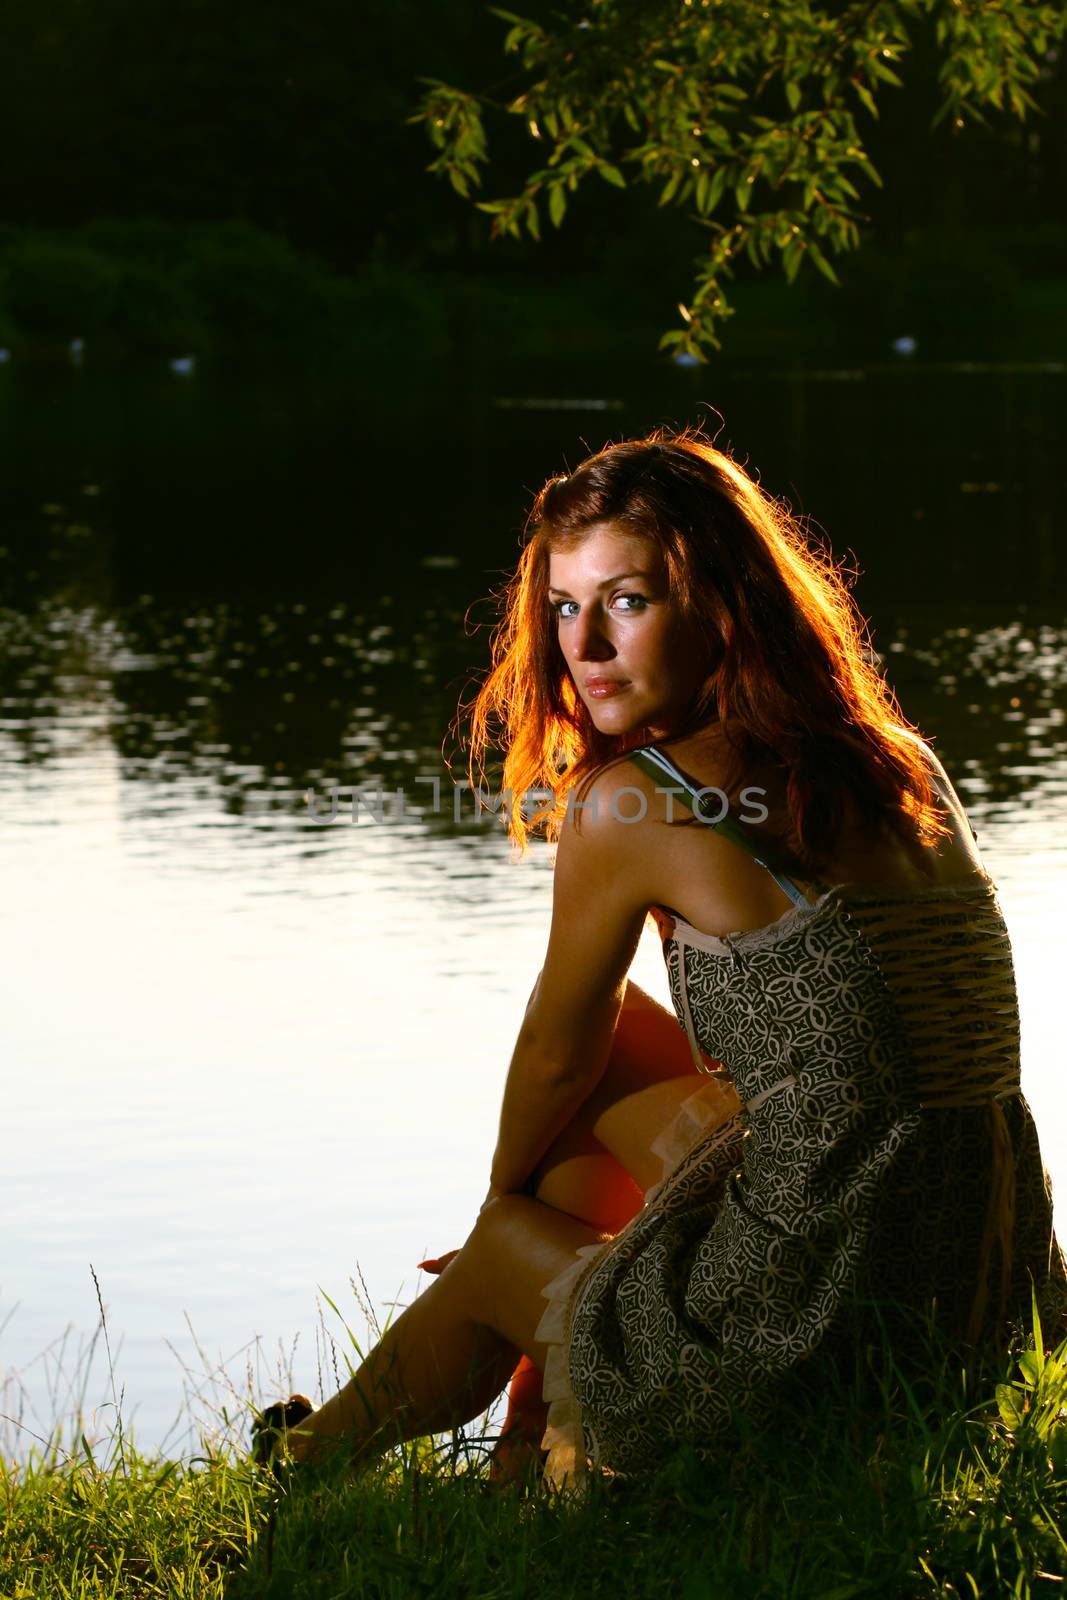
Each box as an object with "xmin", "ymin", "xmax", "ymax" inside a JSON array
[{"xmin": 490, "ymin": 769, "xmax": 653, "ymax": 1196}]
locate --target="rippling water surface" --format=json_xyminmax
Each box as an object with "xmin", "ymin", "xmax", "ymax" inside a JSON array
[{"xmin": 1, "ymin": 362, "xmax": 1064, "ymax": 1454}]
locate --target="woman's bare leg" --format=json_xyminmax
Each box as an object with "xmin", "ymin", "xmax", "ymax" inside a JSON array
[
  {"xmin": 530, "ymin": 978, "xmax": 729, "ymax": 1222},
  {"xmin": 489, "ymin": 981, "xmax": 734, "ymax": 1475},
  {"xmin": 285, "ymin": 1195, "xmax": 602, "ymax": 1467},
  {"xmin": 283, "ymin": 981, "xmax": 733, "ymax": 1471}
]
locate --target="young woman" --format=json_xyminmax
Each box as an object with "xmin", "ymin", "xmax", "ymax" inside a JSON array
[{"xmin": 260, "ymin": 432, "xmax": 1064, "ymax": 1483}]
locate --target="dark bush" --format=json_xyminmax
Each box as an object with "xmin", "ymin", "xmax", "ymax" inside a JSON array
[
  {"xmin": 178, "ymin": 221, "xmax": 342, "ymax": 347},
  {"xmin": 827, "ymin": 230, "xmax": 1022, "ymax": 357},
  {"xmin": 110, "ymin": 264, "xmax": 207, "ymax": 355},
  {"xmin": 345, "ymin": 261, "xmax": 451, "ymax": 362},
  {"xmin": 2, "ymin": 241, "xmax": 119, "ymax": 338}
]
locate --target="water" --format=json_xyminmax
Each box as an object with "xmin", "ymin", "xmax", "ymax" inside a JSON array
[{"xmin": 1, "ymin": 359, "xmax": 1064, "ymax": 1455}]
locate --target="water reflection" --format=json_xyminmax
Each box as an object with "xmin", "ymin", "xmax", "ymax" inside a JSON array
[{"xmin": 5, "ymin": 595, "xmax": 1064, "ymax": 827}]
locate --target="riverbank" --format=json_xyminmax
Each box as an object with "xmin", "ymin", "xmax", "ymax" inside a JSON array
[{"xmin": 4, "ymin": 1316, "xmax": 1065, "ymax": 1599}]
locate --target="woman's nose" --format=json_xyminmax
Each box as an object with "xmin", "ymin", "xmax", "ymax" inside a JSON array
[{"xmin": 572, "ymin": 609, "xmax": 614, "ymax": 660}]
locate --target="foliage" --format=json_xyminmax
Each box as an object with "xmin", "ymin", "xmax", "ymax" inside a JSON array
[
  {"xmin": 2, "ymin": 242, "xmax": 120, "ymax": 340},
  {"xmin": 110, "ymin": 266, "xmax": 208, "ymax": 356},
  {"xmin": 344, "ymin": 260, "xmax": 455, "ymax": 362},
  {"xmin": 0, "ymin": 213, "xmax": 1065, "ymax": 368},
  {"xmin": 917, "ymin": 1295, "xmax": 1067, "ymax": 1592},
  {"xmin": 829, "ymin": 226, "xmax": 1026, "ymax": 353},
  {"xmin": 414, "ymin": 0, "xmax": 1066, "ymax": 358},
  {"xmin": 177, "ymin": 222, "xmax": 349, "ymax": 348},
  {"xmin": 0, "ymin": 223, "xmax": 383, "ymax": 358}
]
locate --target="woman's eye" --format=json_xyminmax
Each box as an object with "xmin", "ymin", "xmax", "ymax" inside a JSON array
[{"xmin": 550, "ymin": 594, "xmax": 648, "ymax": 619}]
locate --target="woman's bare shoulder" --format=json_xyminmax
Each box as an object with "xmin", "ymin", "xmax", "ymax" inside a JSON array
[
  {"xmin": 890, "ymin": 726, "xmax": 973, "ymax": 828},
  {"xmin": 563, "ymin": 754, "xmax": 666, "ymax": 838},
  {"xmin": 621, "ymin": 726, "xmax": 748, "ymax": 793},
  {"xmin": 553, "ymin": 759, "xmax": 665, "ymax": 920},
  {"xmin": 833, "ymin": 726, "xmax": 986, "ymax": 887}
]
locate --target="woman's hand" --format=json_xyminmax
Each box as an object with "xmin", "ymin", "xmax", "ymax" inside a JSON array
[
  {"xmin": 418, "ymin": 1183, "xmax": 503, "ymax": 1275},
  {"xmin": 417, "ymin": 1250, "xmax": 459, "ymax": 1275}
]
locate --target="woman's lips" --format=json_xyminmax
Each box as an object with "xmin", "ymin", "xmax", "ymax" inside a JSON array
[{"xmin": 585, "ymin": 678, "xmax": 628, "ymax": 698}]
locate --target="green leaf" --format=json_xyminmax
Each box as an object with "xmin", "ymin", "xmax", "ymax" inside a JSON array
[
  {"xmin": 659, "ymin": 171, "xmax": 681, "ymax": 206},
  {"xmin": 1031, "ymin": 1283, "xmax": 1045, "ymax": 1360},
  {"xmin": 869, "ymin": 58, "xmax": 904, "ymax": 88},
  {"xmin": 996, "ymin": 1382, "xmax": 1027, "ymax": 1429},
  {"xmin": 706, "ymin": 167, "xmax": 727, "ymax": 215},
  {"xmin": 854, "ymin": 80, "xmax": 879, "ymax": 118},
  {"xmin": 783, "ymin": 238, "xmax": 804, "ymax": 284},
  {"xmin": 1018, "ymin": 1348, "xmax": 1044, "ymax": 1386},
  {"xmin": 807, "ymin": 241, "xmax": 840, "ymax": 285},
  {"xmin": 548, "ymin": 184, "xmax": 567, "ymax": 226},
  {"xmin": 735, "ymin": 178, "xmax": 753, "ymax": 213},
  {"xmin": 785, "ymin": 80, "xmax": 801, "ymax": 112},
  {"xmin": 490, "ymin": 7, "xmax": 536, "ymax": 29},
  {"xmin": 598, "ymin": 162, "xmax": 626, "ymax": 188}
]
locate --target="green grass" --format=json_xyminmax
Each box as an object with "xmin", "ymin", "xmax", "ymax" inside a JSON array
[{"xmin": 3, "ymin": 1310, "xmax": 1065, "ymax": 1598}]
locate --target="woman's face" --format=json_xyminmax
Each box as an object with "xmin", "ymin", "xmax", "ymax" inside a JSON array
[{"xmin": 548, "ymin": 523, "xmax": 706, "ymax": 740}]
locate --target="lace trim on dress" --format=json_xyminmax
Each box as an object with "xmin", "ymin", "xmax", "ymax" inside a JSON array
[{"xmin": 534, "ymin": 1075, "xmax": 740, "ymax": 1491}]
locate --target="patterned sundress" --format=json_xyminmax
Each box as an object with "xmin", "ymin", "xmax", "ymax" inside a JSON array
[{"xmin": 534, "ymin": 744, "xmax": 1065, "ymax": 1484}]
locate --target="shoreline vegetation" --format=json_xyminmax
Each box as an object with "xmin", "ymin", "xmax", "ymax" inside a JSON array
[
  {"xmin": 1, "ymin": 220, "xmax": 1066, "ymax": 372},
  {"xmin": 3, "ymin": 1299, "xmax": 1065, "ymax": 1598}
]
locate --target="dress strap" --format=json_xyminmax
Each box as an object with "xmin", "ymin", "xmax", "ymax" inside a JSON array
[{"xmin": 629, "ymin": 745, "xmax": 812, "ymax": 908}]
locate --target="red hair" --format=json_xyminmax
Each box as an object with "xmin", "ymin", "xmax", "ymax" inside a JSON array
[{"xmin": 459, "ymin": 428, "xmax": 948, "ymax": 861}]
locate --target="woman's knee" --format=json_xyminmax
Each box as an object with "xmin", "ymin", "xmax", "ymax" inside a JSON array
[
  {"xmin": 458, "ymin": 1196, "xmax": 540, "ymax": 1313},
  {"xmin": 455, "ymin": 1194, "xmax": 606, "ymax": 1354},
  {"xmin": 530, "ymin": 1126, "xmax": 643, "ymax": 1233},
  {"xmin": 600, "ymin": 991, "xmax": 702, "ymax": 1098},
  {"xmin": 467, "ymin": 1193, "xmax": 531, "ymax": 1253}
]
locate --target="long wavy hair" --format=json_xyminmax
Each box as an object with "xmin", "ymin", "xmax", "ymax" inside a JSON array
[{"xmin": 460, "ymin": 428, "xmax": 948, "ymax": 862}]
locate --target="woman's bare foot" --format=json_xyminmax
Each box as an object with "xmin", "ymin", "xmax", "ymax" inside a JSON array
[
  {"xmin": 487, "ymin": 1355, "xmax": 548, "ymax": 1485},
  {"xmin": 251, "ymin": 1394, "xmax": 316, "ymax": 1468}
]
